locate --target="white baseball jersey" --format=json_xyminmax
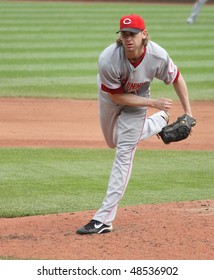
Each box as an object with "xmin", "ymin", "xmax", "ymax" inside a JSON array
[{"xmin": 97, "ymin": 40, "xmax": 179, "ymax": 98}]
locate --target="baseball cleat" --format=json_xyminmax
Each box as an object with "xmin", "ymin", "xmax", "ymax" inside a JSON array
[
  {"xmin": 158, "ymin": 110, "xmax": 170, "ymax": 124},
  {"xmin": 76, "ymin": 219, "xmax": 113, "ymax": 235},
  {"xmin": 186, "ymin": 18, "xmax": 195, "ymax": 24}
]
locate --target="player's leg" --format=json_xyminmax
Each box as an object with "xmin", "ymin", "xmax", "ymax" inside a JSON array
[
  {"xmin": 139, "ymin": 111, "xmax": 169, "ymax": 141},
  {"xmin": 92, "ymin": 107, "xmax": 147, "ymax": 225},
  {"xmin": 98, "ymin": 90, "xmax": 121, "ymax": 148},
  {"xmin": 92, "ymin": 109, "xmax": 168, "ymax": 225},
  {"xmin": 187, "ymin": 0, "xmax": 208, "ymax": 24},
  {"xmin": 76, "ymin": 91, "xmax": 122, "ymax": 234}
]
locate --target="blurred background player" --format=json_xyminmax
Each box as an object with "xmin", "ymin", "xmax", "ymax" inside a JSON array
[{"xmin": 187, "ymin": 0, "xmax": 208, "ymax": 24}]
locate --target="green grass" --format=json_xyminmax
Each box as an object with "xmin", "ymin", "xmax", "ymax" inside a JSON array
[
  {"xmin": 0, "ymin": 1, "xmax": 213, "ymax": 100},
  {"xmin": 0, "ymin": 148, "xmax": 213, "ymax": 218},
  {"xmin": 0, "ymin": 2, "xmax": 213, "ymax": 220}
]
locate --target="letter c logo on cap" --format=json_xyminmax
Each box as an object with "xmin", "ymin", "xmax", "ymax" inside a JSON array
[{"xmin": 123, "ymin": 18, "xmax": 132, "ymax": 25}]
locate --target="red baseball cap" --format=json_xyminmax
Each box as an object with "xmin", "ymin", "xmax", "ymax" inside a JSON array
[{"xmin": 116, "ymin": 14, "xmax": 146, "ymax": 34}]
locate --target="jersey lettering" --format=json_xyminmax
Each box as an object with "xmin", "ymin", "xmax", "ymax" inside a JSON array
[{"xmin": 126, "ymin": 81, "xmax": 143, "ymax": 92}]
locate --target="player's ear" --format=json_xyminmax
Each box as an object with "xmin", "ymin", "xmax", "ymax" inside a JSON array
[{"xmin": 141, "ymin": 29, "xmax": 148, "ymax": 38}]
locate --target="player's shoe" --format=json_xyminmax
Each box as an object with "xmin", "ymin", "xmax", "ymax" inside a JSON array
[
  {"xmin": 76, "ymin": 219, "xmax": 113, "ymax": 235},
  {"xmin": 157, "ymin": 110, "xmax": 170, "ymax": 124},
  {"xmin": 156, "ymin": 111, "xmax": 170, "ymax": 141},
  {"xmin": 187, "ymin": 17, "xmax": 194, "ymax": 24}
]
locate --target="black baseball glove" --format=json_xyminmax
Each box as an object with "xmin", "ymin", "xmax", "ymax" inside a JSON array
[{"xmin": 158, "ymin": 114, "xmax": 196, "ymax": 144}]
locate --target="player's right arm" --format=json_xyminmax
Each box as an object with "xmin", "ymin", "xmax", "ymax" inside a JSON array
[{"xmin": 109, "ymin": 92, "xmax": 172, "ymax": 111}]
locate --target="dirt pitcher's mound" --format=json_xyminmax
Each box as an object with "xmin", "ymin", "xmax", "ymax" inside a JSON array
[{"xmin": 0, "ymin": 200, "xmax": 213, "ymax": 260}]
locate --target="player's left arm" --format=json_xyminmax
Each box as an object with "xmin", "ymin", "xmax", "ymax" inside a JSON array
[
  {"xmin": 173, "ymin": 73, "xmax": 193, "ymax": 117},
  {"xmin": 158, "ymin": 56, "xmax": 193, "ymax": 118}
]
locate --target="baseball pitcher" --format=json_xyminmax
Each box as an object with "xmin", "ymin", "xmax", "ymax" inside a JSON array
[{"xmin": 76, "ymin": 14, "xmax": 195, "ymax": 234}]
